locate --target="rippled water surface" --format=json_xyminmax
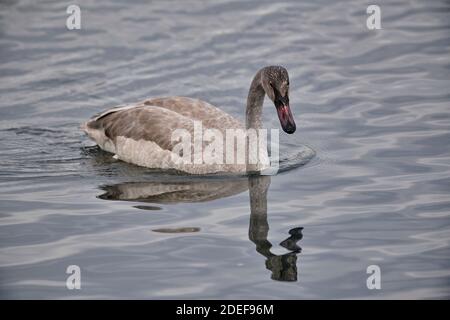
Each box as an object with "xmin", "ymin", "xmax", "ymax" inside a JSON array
[{"xmin": 1, "ymin": 0, "xmax": 449, "ymax": 299}]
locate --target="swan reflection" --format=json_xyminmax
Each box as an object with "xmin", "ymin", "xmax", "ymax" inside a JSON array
[
  {"xmin": 98, "ymin": 179, "xmax": 248, "ymax": 203},
  {"xmin": 98, "ymin": 176, "xmax": 303, "ymax": 282}
]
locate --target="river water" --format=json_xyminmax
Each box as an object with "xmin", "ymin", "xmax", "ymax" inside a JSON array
[{"xmin": 0, "ymin": 0, "xmax": 449, "ymax": 299}]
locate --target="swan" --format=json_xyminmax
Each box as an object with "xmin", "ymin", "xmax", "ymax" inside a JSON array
[{"xmin": 82, "ymin": 66, "xmax": 296, "ymax": 174}]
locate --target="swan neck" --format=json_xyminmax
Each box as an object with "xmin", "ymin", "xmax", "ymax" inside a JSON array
[{"xmin": 246, "ymin": 69, "xmax": 265, "ymax": 129}]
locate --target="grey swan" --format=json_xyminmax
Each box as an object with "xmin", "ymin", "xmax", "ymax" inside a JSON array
[{"xmin": 82, "ymin": 66, "xmax": 296, "ymax": 174}]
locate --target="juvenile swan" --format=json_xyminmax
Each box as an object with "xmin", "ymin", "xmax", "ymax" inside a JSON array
[{"xmin": 82, "ymin": 66, "xmax": 296, "ymax": 174}]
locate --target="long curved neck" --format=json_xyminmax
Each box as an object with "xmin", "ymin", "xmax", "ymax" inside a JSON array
[{"xmin": 246, "ymin": 69, "xmax": 266, "ymax": 129}]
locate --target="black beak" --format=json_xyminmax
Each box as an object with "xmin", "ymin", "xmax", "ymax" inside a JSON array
[{"xmin": 275, "ymin": 96, "xmax": 296, "ymax": 134}]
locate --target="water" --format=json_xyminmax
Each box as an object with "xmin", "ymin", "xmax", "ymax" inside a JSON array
[{"xmin": 0, "ymin": 0, "xmax": 449, "ymax": 299}]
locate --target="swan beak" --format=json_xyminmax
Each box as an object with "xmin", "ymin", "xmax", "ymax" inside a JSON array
[{"xmin": 276, "ymin": 103, "xmax": 296, "ymax": 134}]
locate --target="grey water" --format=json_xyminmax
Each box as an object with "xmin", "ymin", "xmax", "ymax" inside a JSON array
[{"xmin": 0, "ymin": 0, "xmax": 449, "ymax": 299}]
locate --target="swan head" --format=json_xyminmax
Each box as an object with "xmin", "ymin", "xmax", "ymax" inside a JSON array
[{"xmin": 261, "ymin": 66, "xmax": 296, "ymax": 134}]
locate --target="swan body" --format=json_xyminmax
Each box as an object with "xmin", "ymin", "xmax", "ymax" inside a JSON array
[
  {"xmin": 83, "ymin": 97, "xmax": 251, "ymax": 174},
  {"xmin": 82, "ymin": 66, "xmax": 296, "ymax": 174}
]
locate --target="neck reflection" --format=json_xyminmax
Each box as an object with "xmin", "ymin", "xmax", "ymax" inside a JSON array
[{"xmin": 248, "ymin": 176, "xmax": 303, "ymax": 282}]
